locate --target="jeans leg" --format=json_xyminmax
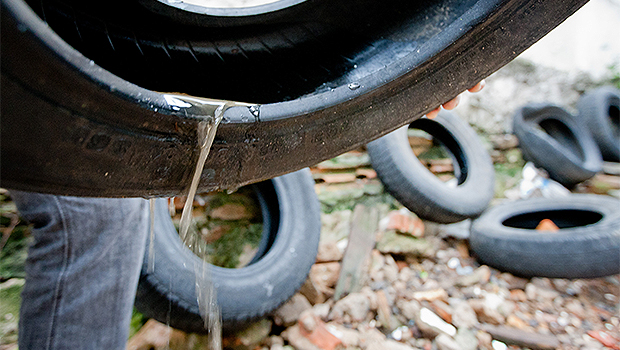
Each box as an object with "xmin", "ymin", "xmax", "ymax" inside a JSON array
[{"xmin": 10, "ymin": 191, "xmax": 149, "ymax": 350}]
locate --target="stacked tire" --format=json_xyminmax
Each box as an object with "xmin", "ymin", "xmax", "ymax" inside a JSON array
[{"xmin": 367, "ymin": 110, "xmax": 495, "ymax": 224}]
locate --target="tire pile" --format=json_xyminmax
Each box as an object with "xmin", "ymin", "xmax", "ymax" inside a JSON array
[{"xmin": 367, "ymin": 87, "xmax": 620, "ymax": 279}]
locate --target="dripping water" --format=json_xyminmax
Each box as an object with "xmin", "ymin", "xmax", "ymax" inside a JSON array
[
  {"xmin": 179, "ymin": 111, "xmax": 222, "ymax": 350},
  {"xmin": 164, "ymin": 94, "xmax": 251, "ymax": 349},
  {"xmin": 147, "ymin": 198, "xmax": 156, "ymax": 273}
]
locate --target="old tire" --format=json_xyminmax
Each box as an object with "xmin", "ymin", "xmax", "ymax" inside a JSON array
[
  {"xmin": 470, "ymin": 194, "xmax": 620, "ymax": 279},
  {"xmin": 367, "ymin": 110, "xmax": 495, "ymax": 223},
  {"xmin": 134, "ymin": 169, "xmax": 320, "ymax": 333},
  {"xmin": 513, "ymin": 104, "xmax": 602, "ymax": 188},
  {"xmin": 1, "ymin": 0, "xmax": 588, "ymax": 197},
  {"xmin": 577, "ymin": 86, "xmax": 620, "ymax": 162}
]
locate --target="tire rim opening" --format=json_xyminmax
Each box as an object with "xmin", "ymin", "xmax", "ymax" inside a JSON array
[
  {"xmin": 171, "ymin": 184, "xmax": 271, "ymax": 268},
  {"xmin": 608, "ymin": 101, "xmax": 620, "ymax": 139},
  {"xmin": 536, "ymin": 118, "xmax": 586, "ymax": 162},
  {"xmin": 408, "ymin": 119, "xmax": 468, "ymax": 186},
  {"xmin": 502, "ymin": 209, "xmax": 603, "ymax": 230}
]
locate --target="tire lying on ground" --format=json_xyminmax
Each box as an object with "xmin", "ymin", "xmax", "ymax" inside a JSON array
[
  {"xmin": 513, "ymin": 104, "xmax": 602, "ymax": 188},
  {"xmin": 577, "ymin": 86, "xmax": 620, "ymax": 162},
  {"xmin": 470, "ymin": 194, "xmax": 620, "ymax": 279},
  {"xmin": 367, "ymin": 110, "xmax": 495, "ymax": 224},
  {"xmin": 1, "ymin": 0, "xmax": 589, "ymax": 197},
  {"xmin": 134, "ymin": 169, "xmax": 320, "ymax": 333}
]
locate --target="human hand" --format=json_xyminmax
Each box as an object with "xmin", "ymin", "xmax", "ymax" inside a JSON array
[{"xmin": 425, "ymin": 80, "xmax": 485, "ymax": 119}]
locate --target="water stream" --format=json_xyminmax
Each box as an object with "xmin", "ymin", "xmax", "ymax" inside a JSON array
[
  {"xmin": 148, "ymin": 198, "xmax": 156, "ymax": 274},
  {"xmin": 162, "ymin": 95, "xmax": 253, "ymax": 349}
]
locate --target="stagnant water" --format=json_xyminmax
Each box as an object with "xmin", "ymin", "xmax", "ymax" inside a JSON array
[{"xmin": 147, "ymin": 94, "xmax": 255, "ymax": 349}]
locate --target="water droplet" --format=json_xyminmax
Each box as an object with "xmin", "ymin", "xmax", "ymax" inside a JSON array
[
  {"xmin": 241, "ymin": 116, "xmax": 249, "ymax": 122},
  {"xmin": 153, "ymin": 108, "xmax": 158, "ymax": 112},
  {"xmin": 348, "ymin": 82, "xmax": 361, "ymax": 90},
  {"xmin": 89, "ymin": 60, "xmax": 95, "ymax": 66},
  {"xmin": 221, "ymin": 117, "xmax": 230, "ymax": 124}
]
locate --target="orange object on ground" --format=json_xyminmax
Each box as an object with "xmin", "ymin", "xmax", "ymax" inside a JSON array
[{"xmin": 535, "ymin": 219, "xmax": 560, "ymax": 232}]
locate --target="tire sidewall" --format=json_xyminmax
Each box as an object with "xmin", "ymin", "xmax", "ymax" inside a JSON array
[
  {"xmin": 513, "ymin": 104, "xmax": 602, "ymax": 186},
  {"xmin": 470, "ymin": 194, "xmax": 620, "ymax": 278},
  {"xmin": 578, "ymin": 87, "xmax": 620, "ymax": 161},
  {"xmin": 368, "ymin": 110, "xmax": 495, "ymax": 223}
]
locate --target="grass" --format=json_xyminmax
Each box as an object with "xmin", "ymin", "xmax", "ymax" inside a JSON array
[
  {"xmin": 0, "ymin": 281, "xmax": 23, "ymax": 345},
  {"xmin": 128, "ymin": 308, "xmax": 147, "ymax": 339},
  {"xmin": 208, "ymin": 223, "xmax": 263, "ymax": 268},
  {"xmin": 493, "ymin": 149, "xmax": 525, "ymax": 197}
]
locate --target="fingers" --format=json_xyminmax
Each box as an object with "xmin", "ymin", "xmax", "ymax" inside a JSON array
[
  {"xmin": 441, "ymin": 94, "xmax": 461, "ymax": 110},
  {"xmin": 467, "ymin": 79, "xmax": 486, "ymax": 93},
  {"xmin": 425, "ymin": 79, "xmax": 485, "ymax": 119},
  {"xmin": 426, "ymin": 95, "xmax": 459, "ymax": 119},
  {"xmin": 426, "ymin": 107, "xmax": 441, "ymax": 120}
]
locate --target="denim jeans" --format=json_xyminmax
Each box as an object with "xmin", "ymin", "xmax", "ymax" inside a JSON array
[{"xmin": 10, "ymin": 190, "xmax": 149, "ymax": 350}]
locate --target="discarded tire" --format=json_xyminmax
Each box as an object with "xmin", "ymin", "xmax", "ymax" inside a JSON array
[
  {"xmin": 513, "ymin": 104, "xmax": 602, "ymax": 188},
  {"xmin": 577, "ymin": 86, "xmax": 620, "ymax": 162},
  {"xmin": 367, "ymin": 110, "xmax": 495, "ymax": 223},
  {"xmin": 470, "ymin": 194, "xmax": 620, "ymax": 279},
  {"xmin": 1, "ymin": 0, "xmax": 588, "ymax": 197},
  {"xmin": 134, "ymin": 169, "xmax": 320, "ymax": 333}
]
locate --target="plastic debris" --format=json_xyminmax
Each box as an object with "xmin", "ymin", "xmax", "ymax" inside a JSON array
[
  {"xmin": 505, "ymin": 162, "xmax": 570, "ymax": 199},
  {"xmin": 419, "ymin": 307, "xmax": 457, "ymax": 336},
  {"xmin": 492, "ymin": 340, "xmax": 508, "ymax": 350}
]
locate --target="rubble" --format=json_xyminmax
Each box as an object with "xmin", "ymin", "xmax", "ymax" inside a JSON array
[
  {"xmin": 376, "ymin": 231, "xmax": 433, "ymax": 257},
  {"xmin": 328, "ymin": 293, "xmax": 371, "ymax": 323},
  {"xmin": 274, "ymin": 294, "xmax": 312, "ymax": 327},
  {"xmin": 216, "ymin": 211, "xmax": 617, "ymax": 350},
  {"xmin": 479, "ymin": 324, "xmax": 560, "ymax": 350}
]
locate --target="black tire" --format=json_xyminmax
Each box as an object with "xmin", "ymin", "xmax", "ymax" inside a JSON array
[
  {"xmin": 470, "ymin": 194, "xmax": 620, "ymax": 279},
  {"xmin": 1, "ymin": 0, "xmax": 588, "ymax": 197},
  {"xmin": 513, "ymin": 103, "xmax": 602, "ymax": 188},
  {"xmin": 367, "ymin": 110, "xmax": 495, "ymax": 224},
  {"xmin": 134, "ymin": 169, "xmax": 321, "ymax": 333},
  {"xmin": 577, "ymin": 86, "xmax": 620, "ymax": 162}
]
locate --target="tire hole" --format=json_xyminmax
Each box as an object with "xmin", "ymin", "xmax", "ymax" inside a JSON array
[
  {"xmin": 170, "ymin": 186, "xmax": 265, "ymax": 269},
  {"xmin": 537, "ymin": 118, "xmax": 585, "ymax": 162},
  {"xmin": 408, "ymin": 120, "xmax": 467, "ymax": 186},
  {"xmin": 608, "ymin": 104, "xmax": 619, "ymax": 138},
  {"xmin": 502, "ymin": 209, "xmax": 603, "ymax": 229}
]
